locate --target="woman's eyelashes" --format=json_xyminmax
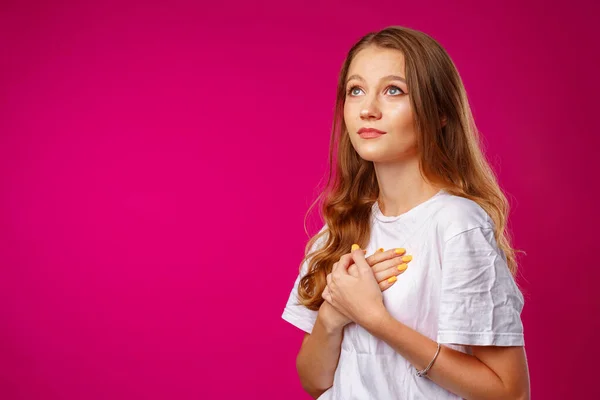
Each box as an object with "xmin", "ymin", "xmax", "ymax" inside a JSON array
[{"xmin": 346, "ymin": 85, "xmax": 406, "ymax": 97}]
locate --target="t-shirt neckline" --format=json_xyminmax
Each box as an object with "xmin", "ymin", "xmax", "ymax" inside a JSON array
[{"xmin": 372, "ymin": 189, "xmax": 447, "ymax": 223}]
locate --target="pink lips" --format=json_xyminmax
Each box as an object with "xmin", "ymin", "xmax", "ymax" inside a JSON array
[{"xmin": 357, "ymin": 127, "xmax": 386, "ymax": 139}]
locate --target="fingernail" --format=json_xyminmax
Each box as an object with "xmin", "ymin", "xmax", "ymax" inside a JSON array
[
  {"xmin": 402, "ymin": 255, "xmax": 413, "ymax": 262},
  {"xmin": 387, "ymin": 276, "xmax": 397, "ymax": 283},
  {"xmin": 351, "ymin": 244, "xmax": 360, "ymax": 251},
  {"xmin": 397, "ymin": 263, "xmax": 408, "ymax": 272},
  {"xmin": 394, "ymin": 248, "xmax": 406, "ymax": 255},
  {"xmin": 378, "ymin": 248, "xmax": 385, "ymax": 252}
]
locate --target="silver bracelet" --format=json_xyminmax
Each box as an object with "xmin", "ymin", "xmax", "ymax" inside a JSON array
[{"xmin": 415, "ymin": 342, "xmax": 442, "ymax": 378}]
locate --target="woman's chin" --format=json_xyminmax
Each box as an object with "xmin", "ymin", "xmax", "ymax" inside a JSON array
[
  {"xmin": 356, "ymin": 147, "xmax": 417, "ymax": 163},
  {"xmin": 357, "ymin": 152, "xmax": 393, "ymax": 163}
]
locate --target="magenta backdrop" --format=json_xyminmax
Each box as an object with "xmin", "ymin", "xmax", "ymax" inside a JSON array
[{"xmin": 1, "ymin": 1, "xmax": 598, "ymax": 399}]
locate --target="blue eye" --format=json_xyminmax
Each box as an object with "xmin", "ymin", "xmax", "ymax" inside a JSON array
[
  {"xmin": 387, "ymin": 86, "xmax": 404, "ymax": 95},
  {"xmin": 347, "ymin": 86, "xmax": 363, "ymax": 96}
]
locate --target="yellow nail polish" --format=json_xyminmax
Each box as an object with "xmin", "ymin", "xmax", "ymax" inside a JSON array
[
  {"xmin": 394, "ymin": 248, "xmax": 406, "ymax": 255},
  {"xmin": 387, "ymin": 276, "xmax": 397, "ymax": 283},
  {"xmin": 402, "ymin": 255, "xmax": 412, "ymax": 262},
  {"xmin": 378, "ymin": 248, "xmax": 384, "ymax": 252},
  {"xmin": 351, "ymin": 244, "xmax": 360, "ymax": 251},
  {"xmin": 397, "ymin": 263, "xmax": 408, "ymax": 272}
]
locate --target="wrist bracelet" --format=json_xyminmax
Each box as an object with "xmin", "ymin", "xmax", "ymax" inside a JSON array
[{"xmin": 415, "ymin": 342, "xmax": 441, "ymax": 378}]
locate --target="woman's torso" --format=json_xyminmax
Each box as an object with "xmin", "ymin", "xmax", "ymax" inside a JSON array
[{"xmin": 323, "ymin": 192, "xmax": 470, "ymax": 400}]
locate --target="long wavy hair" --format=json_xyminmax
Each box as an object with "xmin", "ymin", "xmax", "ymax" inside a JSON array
[{"xmin": 298, "ymin": 26, "xmax": 520, "ymax": 311}]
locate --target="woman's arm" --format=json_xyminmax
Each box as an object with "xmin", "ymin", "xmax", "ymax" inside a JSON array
[
  {"xmin": 365, "ymin": 311, "xmax": 530, "ymax": 400},
  {"xmin": 296, "ymin": 302, "xmax": 346, "ymax": 399}
]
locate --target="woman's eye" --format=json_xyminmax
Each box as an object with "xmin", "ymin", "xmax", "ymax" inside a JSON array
[
  {"xmin": 387, "ymin": 86, "xmax": 404, "ymax": 95},
  {"xmin": 347, "ymin": 86, "xmax": 363, "ymax": 96}
]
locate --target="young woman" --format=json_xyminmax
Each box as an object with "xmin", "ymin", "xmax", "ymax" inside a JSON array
[{"xmin": 282, "ymin": 26, "xmax": 530, "ymax": 400}]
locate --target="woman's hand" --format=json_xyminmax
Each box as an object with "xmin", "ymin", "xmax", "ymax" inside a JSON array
[
  {"xmin": 319, "ymin": 246, "xmax": 412, "ymax": 331},
  {"xmin": 350, "ymin": 247, "xmax": 412, "ymax": 289},
  {"xmin": 322, "ymin": 246, "xmax": 391, "ymax": 328},
  {"xmin": 323, "ymin": 246, "xmax": 411, "ymax": 299}
]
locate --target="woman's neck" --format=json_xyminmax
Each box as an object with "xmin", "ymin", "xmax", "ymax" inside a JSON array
[{"xmin": 373, "ymin": 158, "xmax": 440, "ymax": 217}]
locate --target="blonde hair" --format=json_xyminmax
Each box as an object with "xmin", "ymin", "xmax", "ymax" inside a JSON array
[{"xmin": 298, "ymin": 26, "xmax": 520, "ymax": 311}]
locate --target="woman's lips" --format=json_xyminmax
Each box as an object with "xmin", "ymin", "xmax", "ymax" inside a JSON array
[{"xmin": 358, "ymin": 128, "xmax": 386, "ymax": 139}]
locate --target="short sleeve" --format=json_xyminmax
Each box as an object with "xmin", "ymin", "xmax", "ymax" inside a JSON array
[
  {"xmin": 281, "ymin": 225, "xmax": 328, "ymax": 334},
  {"xmin": 437, "ymin": 227, "xmax": 525, "ymax": 346}
]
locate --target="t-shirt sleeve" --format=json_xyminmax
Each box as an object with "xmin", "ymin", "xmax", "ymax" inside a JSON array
[
  {"xmin": 437, "ymin": 227, "xmax": 525, "ymax": 346},
  {"xmin": 281, "ymin": 227, "xmax": 328, "ymax": 334}
]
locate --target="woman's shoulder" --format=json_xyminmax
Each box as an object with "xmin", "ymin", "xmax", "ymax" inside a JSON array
[{"xmin": 432, "ymin": 193, "xmax": 494, "ymax": 241}]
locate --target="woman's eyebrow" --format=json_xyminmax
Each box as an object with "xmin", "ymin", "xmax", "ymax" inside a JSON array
[{"xmin": 346, "ymin": 74, "xmax": 407, "ymax": 84}]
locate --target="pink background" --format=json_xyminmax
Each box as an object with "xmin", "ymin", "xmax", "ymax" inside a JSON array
[{"xmin": 1, "ymin": 1, "xmax": 598, "ymax": 398}]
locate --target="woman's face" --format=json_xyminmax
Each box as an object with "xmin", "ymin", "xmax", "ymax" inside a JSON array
[{"xmin": 344, "ymin": 45, "xmax": 417, "ymax": 163}]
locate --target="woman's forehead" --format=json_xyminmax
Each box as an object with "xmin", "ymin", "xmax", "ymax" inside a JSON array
[{"xmin": 347, "ymin": 47, "xmax": 407, "ymax": 80}]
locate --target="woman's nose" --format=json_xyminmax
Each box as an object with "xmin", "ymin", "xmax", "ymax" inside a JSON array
[{"xmin": 360, "ymin": 99, "xmax": 382, "ymax": 120}]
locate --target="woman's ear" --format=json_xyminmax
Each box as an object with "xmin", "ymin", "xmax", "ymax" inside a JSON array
[{"xmin": 440, "ymin": 115, "xmax": 448, "ymax": 128}]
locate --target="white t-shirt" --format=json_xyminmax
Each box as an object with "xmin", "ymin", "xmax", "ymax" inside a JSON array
[{"xmin": 282, "ymin": 190, "xmax": 525, "ymax": 400}]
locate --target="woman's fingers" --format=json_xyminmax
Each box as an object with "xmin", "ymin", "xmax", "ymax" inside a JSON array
[
  {"xmin": 374, "ymin": 262, "xmax": 409, "ymax": 283},
  {"xmin": 335, "ymin": 249, "xmax": 364, "ymax": 276},
  {"xmin": 378, "ymin": 275, "xmax": 399, "ymax": 291},
  {"xmin": 365, "ymin": 248, "xmax": 412, "ymax": 292},
  {"xmin": 366, "ymin": 247, "xmax": 405, "ymax": 267},
  {"xmin": 350, "ymin": 247, "xmax": 408, "ymax": 269},
  {"xmin": 335, "ymin": 246, "xmax": 412, "ymax": 288},
  {"xmin": 370, "ymin": 250, "xmax": 413, "ymax": 273},
  {"xmin": 334, "ymin": 253, "xmax": 354, "ymax": 272},
  {"xmin": 348, "ymin": 263, "xmax": 358, "ymax": 277}
]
